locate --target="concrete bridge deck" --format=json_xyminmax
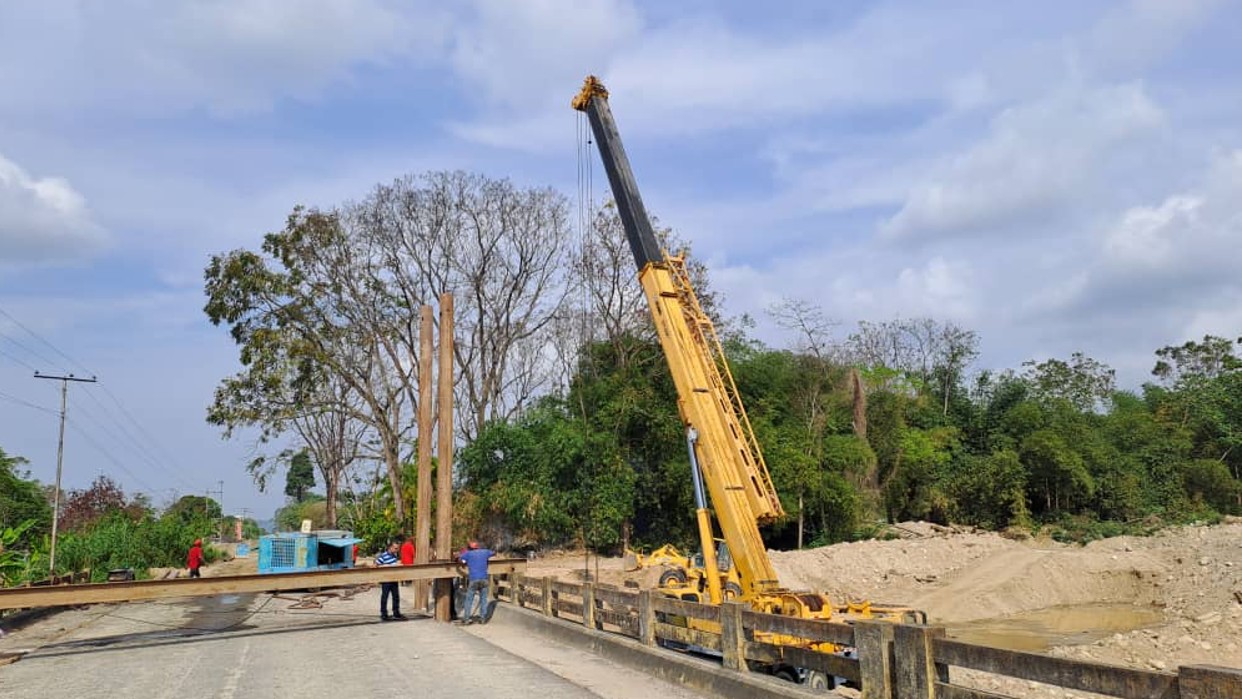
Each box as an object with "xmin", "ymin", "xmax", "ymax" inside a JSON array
[{"xmin": 0, "ymin": 587, "xmax": 718, "ymax": 699}]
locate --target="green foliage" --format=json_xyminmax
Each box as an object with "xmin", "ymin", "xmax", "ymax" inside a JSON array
[
  {"xmin": 1020, "ymin": 429, "xmax": 1095, "ymax": 513},
  {"xmin": 164, "ymin": 495, "xmax": 222, "ymax": 523},
  {"xmin": 0, "ymin": 520, "xmax": 47, "ymax": 587},
  {"xmin": 451, "ymin": 325, "xmax": 1240, "ymax": 554},
  {"xmin": 1179, "ymin": 459, "xmax": 1241, "ymax": 513},
  {"xmin": 459, "ymin": 399, "xmax": 636, "ymax": 552},
  {"xmin": 241, "ymin": 518, "xmax": 262, "ymax": 539},
  {"xmin": 943, "ymin": 450, "xmax": 1030, "ymax": 529},
  {"xmin": 55, "ymin": 508, "xmax": 221, "ymax": 582},
  {"xmin": 883, "ymin": 427, "xmax": 958, "ymax": 523},
  {"xmin": 0, "ymin": 448, "xmax": 51, "ymax": 550},
  {"xmin": 1021, "ymin": 352, "xmax": 1116, "ymax": 412},
  {"xmin": 275, "ymin": 494, "xmax": 328, "ymax": 532},
  {"xmin": 285, "ymin": 450, "xmax": 316, "ymax": 502}
]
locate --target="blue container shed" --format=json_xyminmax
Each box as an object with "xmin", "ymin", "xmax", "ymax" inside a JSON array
[{"xmin": 258, "ymin": 530, "xmax": 361, "ymax": 574}]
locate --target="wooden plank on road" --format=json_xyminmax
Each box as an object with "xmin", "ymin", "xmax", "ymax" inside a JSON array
[{"xmin": 0, "ymin": 559, "xmax": 526, "ymax": 610}]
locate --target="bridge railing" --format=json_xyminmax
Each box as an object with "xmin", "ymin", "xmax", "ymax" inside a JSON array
[{"xmin": 495, "ymin": 574, "xmax": 1240, "ymax": 699}]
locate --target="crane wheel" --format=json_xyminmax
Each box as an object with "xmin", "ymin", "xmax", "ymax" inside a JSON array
[
  {"xmin": 805, "ymin": 670, "xmax": 833, "ymax": 690},
  {"xmin": 658, "ymin": 568, "xmax": 688, "ymax": 587}
]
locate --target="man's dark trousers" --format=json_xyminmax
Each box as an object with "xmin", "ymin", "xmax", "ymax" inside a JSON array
[{"xmin": 381, "ymin": 582, "xmax": 401, "ymax": 618}]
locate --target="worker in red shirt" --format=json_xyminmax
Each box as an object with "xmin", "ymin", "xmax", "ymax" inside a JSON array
[
  {"xmin": 187, "ymin": 538, "xmax": 204, "ymax": 578},
  {"xmin": 399, "ymin": 533, "xmax": 415, "ymax": 585}
]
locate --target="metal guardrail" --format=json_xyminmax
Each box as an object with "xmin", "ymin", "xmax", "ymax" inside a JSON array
[{"xmin": 496, "ymin": 574, "xmax": 1241, "ymax": 699}]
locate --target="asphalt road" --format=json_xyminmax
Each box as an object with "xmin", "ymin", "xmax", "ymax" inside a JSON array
[{"xmin": 0, "ymin": 587, "xmax": 709, "ymax": 699}]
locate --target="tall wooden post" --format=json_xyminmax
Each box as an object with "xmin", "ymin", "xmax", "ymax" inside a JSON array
[
  {"xmin": 414, "ymin": 305, "xmax": 435, "ymax": 610},
  {"xmin": 434, "ymin": 293, "xmax": 455, "ymax": 621}
]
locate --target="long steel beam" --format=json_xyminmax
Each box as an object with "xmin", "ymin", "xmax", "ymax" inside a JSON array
[{"xmin": 0, "ymin": 559, "xmax": 526, "ymax": 610}]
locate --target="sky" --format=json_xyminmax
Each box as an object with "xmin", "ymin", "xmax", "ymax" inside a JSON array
[{"xmin": 1, "ymin": 1, "xmax": 1240, "ymax": 520}]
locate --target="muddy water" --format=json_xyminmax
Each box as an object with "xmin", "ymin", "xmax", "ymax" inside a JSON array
[
  {"xmin": 185, "ymin": 593, "xmax": 258, "ymax": 633},
  {"xmin": 946, "ymin": 604, "xmax": 1164, "ymax": 652}
]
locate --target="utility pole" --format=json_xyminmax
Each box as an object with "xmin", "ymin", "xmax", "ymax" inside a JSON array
[
  {"xmin": 209, "ymin": 480, "xmax": 225, "ymax": 540},
  {"xmin": 34, "ymin": 372, "xmax": 97, "ymax": 575},
  {"xmin": 219, "ymin": 480, "xmax": 225, "ymax": 539}
]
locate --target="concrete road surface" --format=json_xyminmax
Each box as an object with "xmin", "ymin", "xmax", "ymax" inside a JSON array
[{"xmin": 0, "ymin": 587, "xmax": 709, "ymax": 699}]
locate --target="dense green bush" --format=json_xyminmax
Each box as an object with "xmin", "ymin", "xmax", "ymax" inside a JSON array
[{"xmin": 55, "ymin": 511, "xmax": 221, "ymax": 581}]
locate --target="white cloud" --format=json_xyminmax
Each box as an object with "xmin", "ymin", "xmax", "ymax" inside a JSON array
[
  {"xmin": 1098, "ymin": 149, "xmax": 1242, "ymax": 282},
  {"xmin": 0, "ymin": 152, "xmax": 108, "ymax": 263},
  {"xmin": 447, "ymin": 3, "xmax": 1093, "ymax": 149},
  {"xmin": 1005, "ymin": 148, "xmax": 1242, "ymax": 383},
  {"xmin": 882, "ymin": 83, "xmax": 1165, "ymax": 241},
  {"xmin": 1103, "ymin": 195, "xmax": 1203, "ymax": 268},
  {"xmin": 449, "ymin": 0, "xmax": 641, "ymax": 112},
  {"xmin": 895, "ymin": 257, "xmax": 976, "ymax": 319},
  {"xmin": 0, "ymin": 0, "xmax": 446, "ymax": 117}
]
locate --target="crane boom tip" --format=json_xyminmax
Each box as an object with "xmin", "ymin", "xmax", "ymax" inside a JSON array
[{"xmin": 571, "ymin": 75, "xmax": 609, "ymax": 111}]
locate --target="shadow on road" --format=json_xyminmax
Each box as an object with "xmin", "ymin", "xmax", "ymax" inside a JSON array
[{"xmin": 19, "ymin": 608, "xmax": 431, "ymax": 662}]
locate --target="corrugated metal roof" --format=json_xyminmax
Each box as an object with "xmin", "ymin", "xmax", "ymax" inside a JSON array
[{"xmin": 318, "ymin": 537, "xmax": 362, "ymax": 548}]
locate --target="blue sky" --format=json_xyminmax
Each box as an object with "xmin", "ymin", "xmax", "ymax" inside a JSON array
[{"xmin": 1, "ymin": 1, "xmax": 1240, "ymax": 519}]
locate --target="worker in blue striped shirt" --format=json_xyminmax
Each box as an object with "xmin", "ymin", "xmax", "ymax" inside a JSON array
[{"xmin": 375, "ymin": 540, "xmax": 406, "ymax": 621}]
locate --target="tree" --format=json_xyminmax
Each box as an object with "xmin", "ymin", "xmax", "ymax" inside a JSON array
[
  {"xmin": 59, "ymin": 476, "xmax": 147, "ymax": 533},
  {"xmin": 206, "ymin": 207, "xmax": 414, "ymax": 522},
  {"xmin": 1148, "ymin": 336, "xmax": 1241, "ymax": 481},
  {"xmin": 843, "ymin": 318, "xmax": 978, "ymax": 407},
  {"xmin": 230, "ymin": 367, "xmax": 367, "ymax": 528},
  {"xmin": 558, "ymin": 200, "xmax": 728, "ymax": 383},
  {"xmin": 0, "ymin": 447, "xmax": 51, "ymax": 549},
  {"xmin": 1021, "ymin": 352, "xmax": 1116, "ymax": 412},
  {"xmin": 164, "ymin": 495, "xmax": 221, "ymax": 523},
  {"xmin": 1152, "ymin": 335, "xmax": 1242, "ymax": 385},
  {"xmin": 356, "ymin": 171, "xmax": 575, "ymax": 440},
  {"xmin": 284, "ymin": 450, "xmax": 316, "ymax": 502},
  {"xmin": 1020, "ymin": 429, "xmax": 1095, "ymax": 513}
]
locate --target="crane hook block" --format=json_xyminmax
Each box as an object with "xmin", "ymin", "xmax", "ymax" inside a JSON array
[{"xmin": 571, "ymin": 75, "xmax": 609, "ymax": 111}]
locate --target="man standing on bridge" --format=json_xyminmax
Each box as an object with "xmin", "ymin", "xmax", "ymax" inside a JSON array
[
  {"xmin": 187, "ymin": 538, "xmax": 204, "ymax": 578},
  {"xmin": 458, "ymin": 540, "xmax": 495, "ymax": 624},
  {"xmin": 399, "ymin": 533, "xmax": 415, "ymax": 586},
  {"xmin": 375, "ymin": 541, "xmax": 407, "ymax": 621}
]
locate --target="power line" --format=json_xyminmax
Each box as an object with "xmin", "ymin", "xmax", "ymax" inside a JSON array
[
  {"xmin": 0, "ymin": 344, "xmax": 39, "ymax": 372},
  {"xmin": 64, "ymin": 416, "xmax": 158, "ymax": 494},
  {"xmin": 0, "ymin": 304, "xmax": 92, "ymax": 375},
  {"xmin": 90, "ymin": 383, "xmax": 194, "ymax": 482},
  {"xmin": 0, "ymin": 304, "xmax": 201, "ymax": 492},
  {"xmin": 70, "ymin": 391, "xmax": 201, "ymax": 493},
  {"xmin": 0, "ymin": 390, "xmax": 59, "ymax": 416}
]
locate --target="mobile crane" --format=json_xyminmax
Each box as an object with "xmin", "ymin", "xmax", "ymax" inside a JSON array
[{"xmin": 572, "ymin": 75, "xmax": 921, "ymax": 688}]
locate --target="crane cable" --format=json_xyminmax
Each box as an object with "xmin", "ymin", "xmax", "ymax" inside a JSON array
[{"xmin": 576, "ymin": 108, "xmax": 602, "ymax": 578}]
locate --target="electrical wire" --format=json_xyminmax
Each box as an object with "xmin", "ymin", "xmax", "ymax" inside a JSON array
[
  {"xmin": 0, "ymin": 344, "xmax": 39, "ymax": 372},
  {"xmin": 64, "ymin": 416, "xmax": 159, "ymax": 494},
  {"xmin": 73, "ymin": 387, "xmax": 200, "ymax": 493},
  {"xmin": 0, "ymin": 326, "xmax": 61, "ymax": 372},
  {"xmin": 0, "ymin": 304, "xmax": 93, "ymax": 376},
  {"xmin": 0, "ymin": 304, "xmax": 203, "ymax": 493},
  {"xmin": 91, "ymin": 383, "xmax": 198, "ymax": 488},
  {"xmin": 0, "ymin": 390, "xmax": 59, "ymax": 416}
]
